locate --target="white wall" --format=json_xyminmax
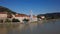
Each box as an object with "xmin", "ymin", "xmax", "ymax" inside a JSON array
[
  {"xmin": 33, "ymin": 18, "xmax": 37, "ymax": 21},
  {"xmin": 15, "ymin": 17, "xmax": 26, "ymax": 22},
  {"xmin": 0, "ymin": 14, "xmax": 7, "ymax": 19},
  {"xmin": 15, "ymin": 16, "xmax": 30, "ymax": 23},
  {"xmin": 15, "ymin": 16, "xmax": 37, "ymax": 23}
]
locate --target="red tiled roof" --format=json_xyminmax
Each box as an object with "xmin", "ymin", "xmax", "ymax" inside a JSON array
[
  {"xmin": 15, "ymin": 14, "xmax": 29, "ymax": 17},
  {"xmin": 29, "ymin": 15, "xmax": 37, "ymax": 18}
]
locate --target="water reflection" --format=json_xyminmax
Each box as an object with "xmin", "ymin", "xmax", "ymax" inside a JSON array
[{"xmin": 0, "ymin": 20, "xmax": 60, "ymax": 34}]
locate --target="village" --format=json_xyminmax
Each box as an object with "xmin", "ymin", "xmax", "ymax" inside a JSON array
[
  {"xmin": 0, "ymin": 6, "xmax": 60, "ymax": 24},
  {"xmin": 0, "ymin": 12, "xmax": 38, "ymax": 23},
  {"xmin": 0, "ymin": 6, "xmax": 38, "ymax": 24}
]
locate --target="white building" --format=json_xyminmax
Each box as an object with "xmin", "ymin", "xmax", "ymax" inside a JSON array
[
  {"xmin": 0, "ymin": 12, "xmax": 14, "ymax": 23},
  {"xmin": 14, "ymin": 14, "xmax": 38, "ymax": 23},
  {"xmin": 0, "ymin": 12, "xmax": 7, "ymax": 23},
  {"xmin": 0, "ymin": 12, "xmax": 7, "ymax": 18},
  {"xmin": 33, "ymin": 15, "xmax": 37, "ymax": 21},
  {"xmin": 14, "ymin": 14, "xmax": 30, "ymax": 23}
]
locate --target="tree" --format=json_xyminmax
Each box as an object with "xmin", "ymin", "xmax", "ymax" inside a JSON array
[
  {"xmin": 23, "ymin": 18, "xmax": 29, "ymax": 24},
  {"xmin": 23, "ymin": 18, "xmax": 29, "ymax": 22},
  {"xmin": 5, "ymin": 19, "xmax": 11, "ymax": 22},
  {"xmin": 12, "ymin": 18, "xmax": 20, "ymax": 22}
]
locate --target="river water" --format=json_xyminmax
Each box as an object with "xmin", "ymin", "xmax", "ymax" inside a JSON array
[{"xmin": 0, "ymin": 20, "xmax": 60, "ymax": 34}]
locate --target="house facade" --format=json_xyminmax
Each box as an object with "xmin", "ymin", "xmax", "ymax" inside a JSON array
[
  {"xmin": 0, "ymin": 12, "xmax": 7, "ymax": 23},
  {"xmin": 14, "ymin": 14, "xmax": 30, "ymax": 22},
  {"xmin": 33, "ymin": 15, "xmax": 37, "ymax": 21},
  {"xmin": 0, "ymin": 12, "xmax": 14, "ymax": 23}
]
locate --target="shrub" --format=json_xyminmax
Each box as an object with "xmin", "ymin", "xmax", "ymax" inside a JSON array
[
  {"xmin": 23, "ymin": 18, "xmax": 29, "ymax": 22},
  {"xmin": 5, "ymin": 19, "xmax": 11, "ymax": 22},
  {"xmin": 12, "ymin": 18, "xmax": 20, "ymax": 22}
]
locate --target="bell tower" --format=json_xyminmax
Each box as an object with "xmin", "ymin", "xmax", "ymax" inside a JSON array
[{"xmin": 30, "ymin": 10, "xmax": 33, "ymax": 22}]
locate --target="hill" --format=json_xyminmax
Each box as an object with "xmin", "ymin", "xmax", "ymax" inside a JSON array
[
  {"xmin": 37, "ymin": 12, "xmax": 60, "ymax": 20},
  {"xmin": 0, "ymin": 6, "xmax": 16, "ymax": 14}
]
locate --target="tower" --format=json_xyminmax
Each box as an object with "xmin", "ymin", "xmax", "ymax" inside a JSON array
[{"xmin": 30, "ymin": 10, "xmax": 33, "ymax": 22}]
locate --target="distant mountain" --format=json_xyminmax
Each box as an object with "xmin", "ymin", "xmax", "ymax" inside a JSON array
[
  {"xmin": 0, "ymin": 6, "xmax": 16, "ymax": 14},
  {"xmin": 37, "ymin": 12, "xmax": 60, "ymax": 19}
]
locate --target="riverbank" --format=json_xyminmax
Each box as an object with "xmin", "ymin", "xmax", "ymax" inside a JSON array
[{"xmin": 0, "ymin": 19, "xmax": 60, "ymax": 25}]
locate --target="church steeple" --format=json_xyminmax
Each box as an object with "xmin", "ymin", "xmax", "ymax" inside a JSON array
[{"xmin": 30, "ymin": 10, "xmax": 33, "ymax": 22}]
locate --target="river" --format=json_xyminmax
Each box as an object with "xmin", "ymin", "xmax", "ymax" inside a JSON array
[{"xmin": 0, "ymin": 20, "xmax": 60, "ymax": 34}]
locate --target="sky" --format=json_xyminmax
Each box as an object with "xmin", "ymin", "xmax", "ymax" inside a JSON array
[{"xmin": 0, "ymin": 0, "xmax": 60, "ymax": 15}]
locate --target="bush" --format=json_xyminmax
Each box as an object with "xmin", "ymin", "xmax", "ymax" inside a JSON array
[
  {"xmin": 5, "ymin": 19, "xmax": 11, "ymax": 22},
  {"xmin": 12, "ymin": 18, "xmax": 20, "ymax": 22},
  {"xmin": 23, "ymin": 18, "xmax": 29, "ymax": 22}
]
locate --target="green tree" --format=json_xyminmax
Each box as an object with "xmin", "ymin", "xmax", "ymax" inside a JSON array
[
  {"xmin": 5, "ymin": 19, "xmax": 11, "ymax": 22},
  {"xmin": 23, "ymin": 18, "xmax": 29, "ymax": 22},
  {"xmin": 12, "ymin": 18, "xmax": 20, "ymax": 22}
]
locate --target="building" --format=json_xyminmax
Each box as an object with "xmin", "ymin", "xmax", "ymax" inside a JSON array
[
  {"xmin": 0, "ymin": 12, "xmax": 7, "ymax": 18},
  {"xmin": 0, "ymin": 12, "xmax": 7, "ymax": 23},
  {"xmin": 0, "ymin": 12, "xmax": 14, "ymax": 23},
  {"xmin": 14, "ymin": 14, "xmax": 38, "ymax": 23},
  {"xmin": 14, "ymin": 14, "xmax": 30, "ymax": 22},
  {"xmin": 33, "ymin": 15, "xmax": 37, "ymax": 21},
  {"xmin": 37, "ymin": 14, "xmax": 46, "ymax": 21}
]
